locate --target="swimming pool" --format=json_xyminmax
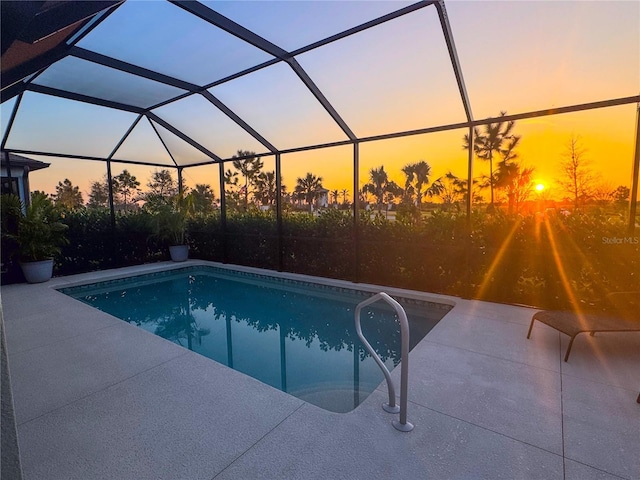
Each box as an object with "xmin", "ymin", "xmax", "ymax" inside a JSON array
[{"xmin": 61, "ymin": 265, "xmax": 451, "ymax": 413}]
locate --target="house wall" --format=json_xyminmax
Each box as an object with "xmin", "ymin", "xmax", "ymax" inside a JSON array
[{"xmin": 0, "ymin": 167, "xmax": 27, "ymax": 204}]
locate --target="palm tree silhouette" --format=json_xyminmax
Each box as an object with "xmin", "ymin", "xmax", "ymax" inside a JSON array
[
  {"xmin": 363, "ymin": 166, "xmax": 402, "ymax": 213},
  {"xmin": 254, "ymin": 171, "xmax": 283, "ymax": 206},
  {"xmin": 463, "ymin": 112, "xmax": 519, "ymax": 209},
  {"xmin": 340, "ymin": 188, "xmax": 349, "ymax": 205},
  {"xmin": 294, "ymin": 173, "xmax": 323, "ymax": 211},
  {"xmin": 402, "ymin": 160, "xmax": 433, "ymax": 207}
]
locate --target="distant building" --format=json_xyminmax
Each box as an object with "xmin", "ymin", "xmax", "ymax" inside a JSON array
[
  {"xmin": 316, "ymin": 188, "xmax": 329, "ymax": 209},
  {"xmin": 1, "ymin": 152, "xmax": 50, "ymax": 205},
  {"xmin": 291, "ymin": 188, "xmax": 330, "ymax": 212}
]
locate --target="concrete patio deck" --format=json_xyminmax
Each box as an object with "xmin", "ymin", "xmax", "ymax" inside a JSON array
[{"xmin": 1, "ymin": 261, "xmax": 638, "ymax": 479}]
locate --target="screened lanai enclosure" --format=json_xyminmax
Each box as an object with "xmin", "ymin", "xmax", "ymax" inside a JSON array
[{"xmin": 1, "ymin": 0, "xmax": 639, "ymax": 308}]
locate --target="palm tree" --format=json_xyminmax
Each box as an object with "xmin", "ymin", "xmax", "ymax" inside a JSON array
[
  {"xmin": 463, "ymin": 111, "xmax": 520, "ymax": 209},
  {"xmin": 442, "ymin": 173, "xmax": 483, "ymax": 207},
  {"xmin": 434, "ymin": 172, "xmax": 467, "ymax": 210},
  {"xmin": 254, "ymin": 171, "xmax": 284, "ymax": 206},
  {"xmin": 330, "ymin": 189, "xmax": 339, "ymax": 205},
  {"xmin": 494, "ymin": 134, "xmax": 526, "ymax": 213},
  {"xmin": 340, "ymin": 188, "xmax": 349, "ymax": 205},
  {"xmin": 402, "ymin": 160, "xmax": 433, "ymax": 207},
  {"xmin": 363, "ymin": 166, "xmax": 402, "ymax": 213},
  {"xmin": 294, "ymin": 173, "xmax": 323, "ymax": 211},
  {"xmin": 425, "ymin": 178, "xmax": 444, "ymax": 199},
  {"xmin": 494, "ymin": 160, "xmax": 535, "ymax": 214}
]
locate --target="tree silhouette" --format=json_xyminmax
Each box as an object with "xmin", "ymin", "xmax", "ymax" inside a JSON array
[
  {"xmin": 611, "ymin": 185, "xmax": 630, "ymax": 205},
  {"xmin": 144, "ymin": 169, "xmax": 178, "ymax": 210},
  {"xmin": 148, "ymin": 169, "xmax": 177, "ymax": 196},
  {"xmin": 402, "ymin": 160, "xmax": 439, "ymax": 207},
  {"xmin": 254, "ymin": 171, "xmax": 285, "ymax": 206},
  {"xmin": 294, "ymin": 173, "xmax": 323, "ymax": 211},
  {"xmin": 558, "ymin": 135, "xmax": 594, "ymax": 209},
  {"xmin": 87, "ymin": 179, "xmax": 109, "ymax": 209},
  {"xmin": 363, "ymin": 166, "xmax": 402, "ymax": 213},
  {"xmin": 112, "ymin": 169, "xmax": 140, "ymax": 211},
  {"xmin": 464, "ymin": 112, "xmax": 519, "ymax": 209},
  {"xmin": 434, "ymin": 172, "xmax": 466, "ymax": 211},
  {"xmin": 231, "ymin": 150, "xmax": 263, "ymax": 209},
  {"xmin": 494, "ymin": 161, "xmax": 535, "ymax": 214},
  {"xmin": 189, "ymin": 184, "xmax": 215, "ymax": 214},
  {"xmin": 340, "ymin": 188, "xmax": 349, "ymax": 205},
  {"xmin": 54, "ymin": 178, "xmax": 83, "ymax": 210}
]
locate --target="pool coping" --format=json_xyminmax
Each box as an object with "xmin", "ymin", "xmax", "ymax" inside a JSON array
[{"xmin": 52, "ymin": 259, "xmax": 458, "ymax": 308}]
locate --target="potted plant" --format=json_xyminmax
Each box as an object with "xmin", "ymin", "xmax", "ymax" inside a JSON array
[
  {"xmin": 153, "ymin": 193, "xmax": 193, "ymax": 262},
  {"xmin": 2, "ymin": 192, "xmax": 68, "ymax": 283}
]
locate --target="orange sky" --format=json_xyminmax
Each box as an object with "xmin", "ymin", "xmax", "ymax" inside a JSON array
[{"xmin": 27, "ymin": 102, "xmax": 638, "ymax": 204}]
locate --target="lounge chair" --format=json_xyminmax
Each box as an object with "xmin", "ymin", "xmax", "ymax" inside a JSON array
[{"xmin": 526, "ymin": 292, "xmax": 639, "ymax": 362}]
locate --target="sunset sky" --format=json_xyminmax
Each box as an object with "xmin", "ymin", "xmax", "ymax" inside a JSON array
[{"xmin": 1, "ymin": 0, "xmax": 638, "ymax": 202}]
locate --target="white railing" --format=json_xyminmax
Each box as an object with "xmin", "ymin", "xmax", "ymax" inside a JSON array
[{"xmin": 354, "ymin": 292, "xmax": 413, "ymax": 432}]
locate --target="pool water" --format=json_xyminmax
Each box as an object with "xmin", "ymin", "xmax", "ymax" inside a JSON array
[{"xmin": 61, "ymin": 266, "xmax": 450, "ymax": 412}]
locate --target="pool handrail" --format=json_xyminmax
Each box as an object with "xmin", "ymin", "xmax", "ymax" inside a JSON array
[{"xmin": 354, "ymin": 292, "xmax": 414, "ymax": 432}]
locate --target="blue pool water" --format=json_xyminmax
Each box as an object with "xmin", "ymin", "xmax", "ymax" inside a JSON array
[{"xmin": 61, "ymin": 266, "xmax": 450, "ymax": 412}]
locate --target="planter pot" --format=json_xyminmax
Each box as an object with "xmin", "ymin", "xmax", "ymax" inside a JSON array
[
  {"xmin": 169, "ymin": 245, "xmax": 189, "ymax": 262},
  {"xmin": 20, "ymin": 258, "xmax": 54, "ymax": 283}
]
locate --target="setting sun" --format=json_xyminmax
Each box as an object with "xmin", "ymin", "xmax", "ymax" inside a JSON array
[{"xmin": 535, "ymin": 183, "xmax": 545, "ymax": 192}]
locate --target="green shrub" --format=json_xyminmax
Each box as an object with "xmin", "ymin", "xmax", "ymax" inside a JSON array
[{"xmin": 6, "ymin": 204, "xmax": 636, "ymax": 311}]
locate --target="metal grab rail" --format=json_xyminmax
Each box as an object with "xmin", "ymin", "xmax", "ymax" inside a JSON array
[{"xmin": 354, "ymin": 292, "xmax": 414, "ymax": 432}]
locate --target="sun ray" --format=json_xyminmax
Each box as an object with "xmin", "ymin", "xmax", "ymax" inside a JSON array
[
  {"xmin": 475, "ymin": 218, "xmax": 523, "ymax": 301},
  {"xmin": 546, "ymin": 214, "xmax": 609, "ymax": 301},
  {"xmin": 542, "ymin": 216, "xmax": 592, "ymax": 327}
]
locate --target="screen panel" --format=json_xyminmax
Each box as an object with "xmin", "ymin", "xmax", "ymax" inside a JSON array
[
  {"xmin": 18, "ymin": 154, "xmax": 108, "ymax": 205},
  {"xmin": 77, "ymin": 0, "xmax": 274, "ymax": 86},
  {"xmin": 282, "ymin": 145, "xmax": 354, "ymax": 209},
  {"xmin": 33, "ymin": 56, "xmax": 187, "ymax": 109},
  {"xmin": 210, "ymin": 62, "xmax": 349, "ymax": 150},
  {"xmin": 204, "ymin": 1, "xmax": 414, "ymax": 52},
  {"xmin": 1, "ymin": 96, "xmax": 18, "ymax": 143},
  {"xmin": 297, "ymin": 5, "xmax": 466, "ymax": 138},
  {"xmin": 446, "ymin": 1, "xmax": 640, "ymax": 119},
  {"xmin": 4, "ymin": 92, "xmax": 137, "ymax": 158},
  {"xmin": 112, "ymin": 118, "xmax": 176, "ymax": 166},
  {"xmin": 153, "ymin": 94, "xmax": 269, "ymax": 160},
  {"xmin": 151, "ymin": 120, "xmax": 215, "ymax": 167}
]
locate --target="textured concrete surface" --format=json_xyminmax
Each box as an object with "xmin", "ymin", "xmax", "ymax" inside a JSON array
[
  {"xmin": 389, "ymin": 340, "xmax": 563, "ymax": 454},
  {"xmin": 17, "ymin": 353, "xmax": 303, "ymax": 480},
  {"xmin": 425, "ymin": 311, "xmax": 562, "ymax": 372},
  {"xmin": 9, "ymin": 321, "xmax": 187, "ymax": 425},
  {"xmin": 215, "ymin": 393, "xmax": 563, "ymax": 480},
  {"xmin": 1, "ymin": 261, "xmax": 638, "ymax": 480},
  {"xmin": 564, "ymin": 458, "xmax": 630, "ymax": 480}
]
